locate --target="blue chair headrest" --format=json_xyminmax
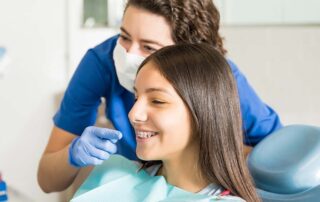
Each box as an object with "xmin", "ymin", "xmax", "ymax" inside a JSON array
[{"xmin": 248, "ymin": 125, "xmax": 320, "ymax": 201}]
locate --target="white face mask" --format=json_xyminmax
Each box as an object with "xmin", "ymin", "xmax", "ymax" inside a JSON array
[{"xmin": 113, "ymin": 40, "xmax": 145, "ymax": 92}]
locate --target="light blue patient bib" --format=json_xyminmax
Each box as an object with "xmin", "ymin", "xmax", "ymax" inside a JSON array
[{"xmin": 71, "ymin": 155, "xmax": 244, "ymax": 202}]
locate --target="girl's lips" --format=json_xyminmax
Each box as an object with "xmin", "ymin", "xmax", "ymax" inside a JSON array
[{"xmin": 135, "ymin": 130, "xmax": 159, "ymax": 142}]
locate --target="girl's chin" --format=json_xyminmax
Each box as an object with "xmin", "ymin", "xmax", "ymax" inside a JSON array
[
  {"xmin": 137, "ymin": 153, "xmax": 152, "ymax": 161},
  {"xmin": 136, "ymin": 150, "xmax": 158, "ymax": 161}
]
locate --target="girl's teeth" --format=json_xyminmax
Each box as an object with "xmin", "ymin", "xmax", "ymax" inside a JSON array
[{"xmin": 137, "ymin": 131, "xmax": 156, "ymax": 139}]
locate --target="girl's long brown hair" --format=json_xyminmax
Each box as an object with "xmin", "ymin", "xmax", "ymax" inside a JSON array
[{"xmin": 138, "ymin": 44, "xmax": 260, "ymax": 202}]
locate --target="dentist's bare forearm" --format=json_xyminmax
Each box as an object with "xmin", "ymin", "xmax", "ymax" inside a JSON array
[
  {"xmin": 38, "ymin": 145, "xmax": 79, "ymax": 192},
  {"xmin": 37, "ymin": 127, "xmax": 80, "ymax": 192}
]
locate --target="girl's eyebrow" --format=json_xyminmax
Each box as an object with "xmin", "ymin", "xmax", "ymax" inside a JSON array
[
  {"xmin": 145, "ymin": 87, "xmax": 173, "ymax": 96},
  {"xmin": 133, "ymin": 86, "xmax": 173, "ymax": 96},
  {"xmin": 120, "ymin": 27, "xmax": 165, "ymax": 47}
]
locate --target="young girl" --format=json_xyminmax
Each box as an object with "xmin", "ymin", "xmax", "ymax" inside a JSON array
[{"xmin": 71, "ymin": 44, "xmax": 261, "ymax": 202}]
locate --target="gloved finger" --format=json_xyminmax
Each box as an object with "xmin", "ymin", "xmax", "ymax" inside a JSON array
[
  {"xmin": 85, "ymin": 157, "xmax": 104, "ymax": 166},
  {"xmin": 89, "ymin": 127, "xmax": 122, "ymax": 143},
  {"xmin": 94, "ymin": 140, "xmax": 117, "ymax": 154},
  {"xmin": 85, "ymin": 144, "xmax": 111, "ymax": 160}
]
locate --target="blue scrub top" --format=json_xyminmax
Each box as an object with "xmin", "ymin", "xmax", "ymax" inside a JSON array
[{"xmin": 54, "ymin": 35, "xmax": 282, "ymax": 160}]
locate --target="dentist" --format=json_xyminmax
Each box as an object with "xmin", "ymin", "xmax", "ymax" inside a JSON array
[{"xmin": 37, "ymin": 0, "xmax": 282, "ymax": 193}]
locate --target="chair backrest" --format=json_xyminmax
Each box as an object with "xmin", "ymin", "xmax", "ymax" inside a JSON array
[{"xmin": 248, "ymin": 124, "xmax": 320, "ymax": 202}]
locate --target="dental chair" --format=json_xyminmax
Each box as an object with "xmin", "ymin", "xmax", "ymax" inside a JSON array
[{"xmin": 248, "ymin": 125, "xmax": 320, "ymax": 202}]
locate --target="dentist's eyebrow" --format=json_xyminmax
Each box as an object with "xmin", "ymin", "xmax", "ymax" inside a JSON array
[
  {"xmin": 120, "ymin": 27, "xmax": 131, "ymax": 37},
  {"xmin": 120, "ymin": 27, "xmax": 165, "ymax": 47}
]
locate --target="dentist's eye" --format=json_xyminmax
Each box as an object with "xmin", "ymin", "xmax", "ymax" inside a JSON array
[
  {"xmin": 143, "ymin": 45, "xmax": 157, "ymax": 53},
  {"xmin": 120, "ymin": 34, "xmax": 131, "ymax": 42}
]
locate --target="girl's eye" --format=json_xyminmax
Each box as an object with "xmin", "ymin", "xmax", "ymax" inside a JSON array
[{"xmin": 152, "ymin": 100, "xmax": 166, "ymax": 104}]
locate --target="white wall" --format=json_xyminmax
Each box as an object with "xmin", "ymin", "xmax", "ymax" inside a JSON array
[
  {"xmin": 216, "ymin": 0, "xmax": 320, "ymax": 25},
  {"xmin": 0, "ymin": 0, "xmax": 66, "ymax": 201},
  {"xmin": 66, "ymin": 0, "xmax": 118, "ymax": 78},
  {"xmin": 222, "ymin": 26, "xmax": 320, "ymax": 126}
]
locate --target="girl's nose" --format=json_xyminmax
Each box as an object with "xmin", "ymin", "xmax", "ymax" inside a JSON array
[{"xmin": 128, "ymin": 102, "xmax": 148, "ymax": 124}]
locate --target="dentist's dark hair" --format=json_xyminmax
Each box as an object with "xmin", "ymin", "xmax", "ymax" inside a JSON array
[
  {"xmin": 125, "ymin": 0, "xmax": 226, "ymax": 55},
  {"xmin": 138, "ymin": 44, "xmax": 260, "ymax": 202}
]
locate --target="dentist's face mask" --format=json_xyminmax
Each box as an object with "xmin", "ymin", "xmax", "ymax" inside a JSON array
[{"xmin": 113, "ymin": 40, "xmax": 145, "ymax": 92}]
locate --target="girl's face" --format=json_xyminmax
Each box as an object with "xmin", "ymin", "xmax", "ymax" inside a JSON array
[
  {"xmin": 119, "ymin": 6, "xmax": 175, "ymax": 57},
  {"xmin": 128, "ymin": 62, "xmax": 197, "ymax": 161}
]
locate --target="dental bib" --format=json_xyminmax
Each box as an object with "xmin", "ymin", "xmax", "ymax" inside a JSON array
[{"xmin": 71, "ymin": 155, "xmax": 244, "ymax": 202}]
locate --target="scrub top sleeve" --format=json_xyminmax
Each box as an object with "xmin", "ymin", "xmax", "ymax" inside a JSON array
[
  {"xmin": 54, "ymin": 50, "xmax": 110, "ymax": 135},
  {"xmin": 227, "ymin": 60, "xmax": 282, "ymax": 146}
]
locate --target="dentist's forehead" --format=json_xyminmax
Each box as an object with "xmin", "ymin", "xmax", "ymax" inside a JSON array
[{"xmin": 122, "ymin": 6, "xmax": 174, "ymax": 46}]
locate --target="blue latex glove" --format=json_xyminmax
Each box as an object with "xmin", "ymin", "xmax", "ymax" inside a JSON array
[{"xmin": 69, "ymin": 126, "xmax": 122, "ymax": 167}]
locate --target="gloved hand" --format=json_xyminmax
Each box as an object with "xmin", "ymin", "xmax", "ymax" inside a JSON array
[{"xmin": 69, "ymin": 126, "xmax": 122, "ymax": 167}]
